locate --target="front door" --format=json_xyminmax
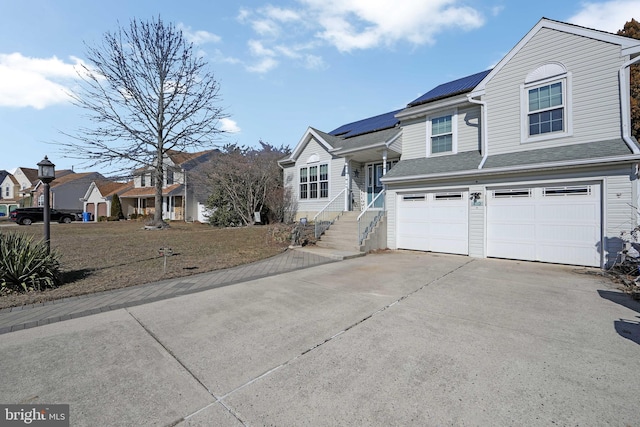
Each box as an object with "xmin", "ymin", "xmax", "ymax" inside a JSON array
[{"xmin": 367, "ymin": 163, "xmax": 384, "ymax": 208}]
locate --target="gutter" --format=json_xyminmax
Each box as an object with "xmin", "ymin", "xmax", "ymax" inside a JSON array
[
  {"xmin": 381, "ymin": 153, "xmax": 640, "ymax": 184},
  {"xmin": 619, "ymin": 55, "xmax": 640, "ymax": 154},
  {"xmin": 467, "ymin": 95, "xmax": 488, "ymax": 168}
]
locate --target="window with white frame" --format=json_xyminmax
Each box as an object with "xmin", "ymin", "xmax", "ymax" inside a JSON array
[
  {"xmin": 428, "ymin": 111, "xmax": 456, "ymax": 155},
  {"xmin": 299, "ymin": 163, "xmax": 328, "ymax": 199},
  {"xmin": 140, "ymin": 173, "xmax": 146, "ymax": 187},
  {"xmin": 38, "ymin": 194, "xmax": 44, "ymax": 207},
  {"xmin": 4, "ymin": 186, "xmax": 8, "ymax": 198},
  {"xmin": 521, "ymin": 63, "xmax": 572, "ymax": 142},
  {"xmin": 527, "ymin": 82, "xmax": 564, "ymax": 136}
]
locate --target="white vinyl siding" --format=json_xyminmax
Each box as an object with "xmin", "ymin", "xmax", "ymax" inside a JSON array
[
  {"xmin": 605, "ymin": 173, "xmax": 636, "ymax": 266},
  {"xmin": 389, "ymin": 133, "xmax": 403, "ymax": 154},
  {"xmin": 399, "ymin": 118, "xmax": 427, "ymax": 160},
  {"xmin": 294, "ymin": 137, "xmax": 342, "ymax": 216},
  {"xmin": 457, "ymin": 105, "xmax": 482, "ymax": 152},
  {"xmin": 485, "ymin": 28, "xmax": 623, "ymax": 155},
  {"xmin": 468, "ymin": 185, "xmax": 485, "ymax": 258}
]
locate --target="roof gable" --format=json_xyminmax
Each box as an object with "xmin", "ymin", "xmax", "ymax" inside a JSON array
[{"xmin": 472, "ymin": 17, "xmax": 640, "ymax": 95}]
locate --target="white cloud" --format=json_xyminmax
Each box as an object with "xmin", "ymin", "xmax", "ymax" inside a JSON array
[
  {"xmin": 246, "ymin": 57, "xmax": 279, "ymax": 73},
  {"xmin": 301, "ymin": 0, "xmax": 484, "ymax": 52},
  {"xmin": 177, "ymin": 23, "xmax": 222, "ymax": 45},
  {"xmin": 236, "ymin": 0, "xmax": 484, "ymax": 73},
  {"xmin": 0, "ymin": 53, "xmax": 82, "ymax": 109},
  {"xmin": 568, "ymin": 0, "xmax": 640, "ymax": 32},
  {"xmin": 220, "ymin": 118, "xmax": 241, "ymax": 133}
]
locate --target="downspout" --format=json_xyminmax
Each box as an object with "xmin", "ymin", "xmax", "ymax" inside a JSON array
[
  {"xmin": 467, "ymin": 95, "xmax": 489, "ymax": 168},
  {"xmin": 619, "ymin": 55, "xmax": 640, "ymax": 154}
]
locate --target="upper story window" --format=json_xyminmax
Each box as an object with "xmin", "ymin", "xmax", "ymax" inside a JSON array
[
  {"xmin": 300, "ymin": 163, "xmax": 328, "ymax": 199},
  {"xmin": 427, "ymin": 110, "xmax": 457, "ymax": 156},
  {"xmin": 4, "ymin": 186, "xmax": 9, "ymax": 197},
  {"xmin": 140, "ymin": 173, "xmax": 146, "ymax": 187},
  {"xmin": 528, "ymin": 82, "xmax": 564, "ymax": 135},
  {"xmin": 521, "ymin": 63, "xmax": 572, "ymax": 143},
  {"xmin": 166, "ymin": 170, "xmax": 174, "ymax": 185},
  {"xmin": 150, "ymin": 173, "xmax": 155, "ymax": 187}
]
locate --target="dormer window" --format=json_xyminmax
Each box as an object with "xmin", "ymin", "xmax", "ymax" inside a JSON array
[{"xmin": 521, "ymin": 63, "xmax": 572, "ymax": 143}]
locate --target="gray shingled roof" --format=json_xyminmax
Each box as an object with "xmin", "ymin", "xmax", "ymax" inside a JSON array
[
  {"xmin": 384, "ymin": 151, "xmax": 483, "ymax": 179},
  {"xmin": 483, "ymin": 139, "xmax": 632, "ymax": 169},
  {"xmin": 310, "ymin": 128, "xmax": 344, "ymax": 148},
  {"xmin": 383, "ymin": 140, "xmax": 634, "ymax": 181},
  {"xmin": 332, "ymin": 128, "xmax": 401, "ymax": 153}
]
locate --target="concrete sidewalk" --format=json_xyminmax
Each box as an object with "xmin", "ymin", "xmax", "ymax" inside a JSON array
[
  {"xmin": 0, "ymin": 247, "xmax": 340, "ymax": 335},
  {"xmin": 1, "ymin": 251, "xmax": 639, "ymax": 426}
]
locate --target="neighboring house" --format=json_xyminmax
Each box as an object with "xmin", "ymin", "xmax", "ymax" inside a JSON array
[
  {"xmin": 81, "ymin": 179, "xmax": 133, "ymax": 221},
  {"xmin": 118, "ymin": 149, "xmax": 216, "ymax": 221},
  {"xmin": 32, "ymin": 172, "xmax": 105, "ymax": 211},
  {"xmin": 11, "ymin": 167, "xmax": 75, "ymax": 207},
  {"xmin": 0, "ymin": 173, "xmax": 20, "ymax": 216},
  {"xmin": 281, "ymin": 18, "xmax": 640, "ymax": 268}
]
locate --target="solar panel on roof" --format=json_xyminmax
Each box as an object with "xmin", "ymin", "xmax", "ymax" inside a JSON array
[
  {"xmin": 408, "ymin": 69, "xmax": 492, "ymax": 107},
  {"xmin": 328, "ymin": 109, "xmax": 402, "ymax": 138}
]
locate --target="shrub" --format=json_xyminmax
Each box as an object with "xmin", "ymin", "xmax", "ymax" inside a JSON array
[
  {"xmin": 0, "ymin": 232, "xmax": 62, "ymax": 294},
  {"xmin": 98, "ymin": 216, "xmax": 108, "ymax": 222}
]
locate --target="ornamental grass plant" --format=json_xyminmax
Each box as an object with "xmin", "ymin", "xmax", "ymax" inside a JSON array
[{"xmin": 0, "ymin": 232, "xmax": 62, "ymax": 294}]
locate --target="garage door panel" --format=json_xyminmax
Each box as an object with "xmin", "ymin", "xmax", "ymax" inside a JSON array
[
  {"xmin": 487, "ymin": 204, "xmax": 536, "ymax": 221},
  {"xmin": 487, "ymin": 183, "xmax": 601, "ymax": 267},
  {"xmin": 397, "ymin": 192, "xmax": 468, "ymax": 255},
  {"xmin": 488, "ymin": 223, "xmax": 536, "ymax": 240}
]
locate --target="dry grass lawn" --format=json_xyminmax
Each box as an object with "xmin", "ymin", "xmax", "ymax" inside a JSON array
[{"xmin": 0, "ymin": 220, "xmax": 291, "ymax": 309}]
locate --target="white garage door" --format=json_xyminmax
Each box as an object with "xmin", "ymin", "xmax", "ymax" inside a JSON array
[
  {"xmin": 397, "ymin": 191, "xmax": 468, "ymax": 255},
  {"xmin": 487, "ymin": 183, "xmax": 601, "ymax": 267}
]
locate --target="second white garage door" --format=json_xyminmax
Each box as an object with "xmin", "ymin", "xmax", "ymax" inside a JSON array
[
  {"xmin": 487, "ymin": 183, "xmax": 602, "ymax": 267},
  {"xmin": 397, "ymin": 191, "xmax": 469, "ymax": 255}
]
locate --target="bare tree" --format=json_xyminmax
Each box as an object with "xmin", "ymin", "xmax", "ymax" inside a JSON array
[
  {"xmin": 197, "ymin": 141, "xmax": 292, "ymax": 226},
  {"xmin": 62, "ymin": 16, "xmax": 226, "ymax": 224}
]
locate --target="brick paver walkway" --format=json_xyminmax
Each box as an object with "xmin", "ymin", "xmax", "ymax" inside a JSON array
[{"xmin": 0, "ymin": 249, "xmax": 335, "ymax": 335}]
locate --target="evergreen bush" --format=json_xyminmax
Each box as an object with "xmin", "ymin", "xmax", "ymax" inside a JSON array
[{"xmin": 0, "ymin": 232, "xmax": 62, "ymax": 294}]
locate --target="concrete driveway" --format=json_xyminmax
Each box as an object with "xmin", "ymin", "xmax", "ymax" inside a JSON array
[{"xmin": 0, "ymin": 251, "xmax": 638, "ymax": 426}]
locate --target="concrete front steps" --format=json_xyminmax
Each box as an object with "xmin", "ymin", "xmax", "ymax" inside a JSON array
[
  {"xmin": 316, "ymin": 211, "xmax": 360, "ymax": 252},
  {"xmin": 313, "ymin": 211, "xmax": 388, "ymax": 260}
]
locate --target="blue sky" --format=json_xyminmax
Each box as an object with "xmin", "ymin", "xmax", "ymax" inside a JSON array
[{"xmin": 1, "ymin": 0, "xmax": 640, "ymax": 175}]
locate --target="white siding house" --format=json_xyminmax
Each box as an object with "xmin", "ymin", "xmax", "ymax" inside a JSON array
[{"xmin": 284, "ymin": 18, "xmax": 640, "ymax": 268}]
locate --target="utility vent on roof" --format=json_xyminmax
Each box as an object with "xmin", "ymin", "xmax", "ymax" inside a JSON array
[
  {"xmin": 543, "ymin": 186, "xmax": 591, "ymax": 196},
  {"xmin": 493, "ymin": 189, "xmax": 531, "ymax": 198},
  {"xmin": 434, "ymin": 192, "xmax": 463, "ymax": 200}
]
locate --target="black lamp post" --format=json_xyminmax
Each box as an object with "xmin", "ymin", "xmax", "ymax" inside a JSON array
[{"xmin": 37, "ymin": 156, "xmax": 55, "ymax": 253}]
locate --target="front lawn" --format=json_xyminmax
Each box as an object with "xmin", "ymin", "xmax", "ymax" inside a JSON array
[{"xmin": 0, "ymin": 221, "xmax": 291, "ymax": 309}]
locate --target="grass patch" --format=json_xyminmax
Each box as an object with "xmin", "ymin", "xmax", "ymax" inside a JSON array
[{"xmin": 0, "ymin": 221, "xmax": 291, "ymax": 309}]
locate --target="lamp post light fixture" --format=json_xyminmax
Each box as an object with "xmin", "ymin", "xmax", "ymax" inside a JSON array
[{"xmin": 37, "ymin": 156, "xmax": 56, "ymax": 253}]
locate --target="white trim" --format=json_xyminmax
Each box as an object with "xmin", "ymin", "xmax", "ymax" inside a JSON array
[
  {"xmin": 467, "ymin": 95, "xmax": 488, "ymax": 169},
  {"xmin": 619, "ymin": 55, "xmax": 640, "ymax": 154},
  {"xmin": 520, "ymin": 73, "xmax": 573, "ymax": 144},
  {"xmin": 426, "ymin": 109, "xmax": 458, "ymax": 157},
  {"xmin": 287, "ymin": 127, "xmax": 335, "ymax": 163},
  {"xmin": 472, "ymin": 18, "xmax": 640, "ymax": 95},
  {"xmin": 381, "ymin": 154, "xmax": 640, "ymax": 184},
  {"xmin": 395, "ymin": 95, "xmax": 469, "ymax": 121}
]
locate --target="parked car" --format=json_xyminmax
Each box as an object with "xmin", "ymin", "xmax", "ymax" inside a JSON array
[{"xmin": 9, "ymin": 207, "xmax": 80, "ymax": 225}]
